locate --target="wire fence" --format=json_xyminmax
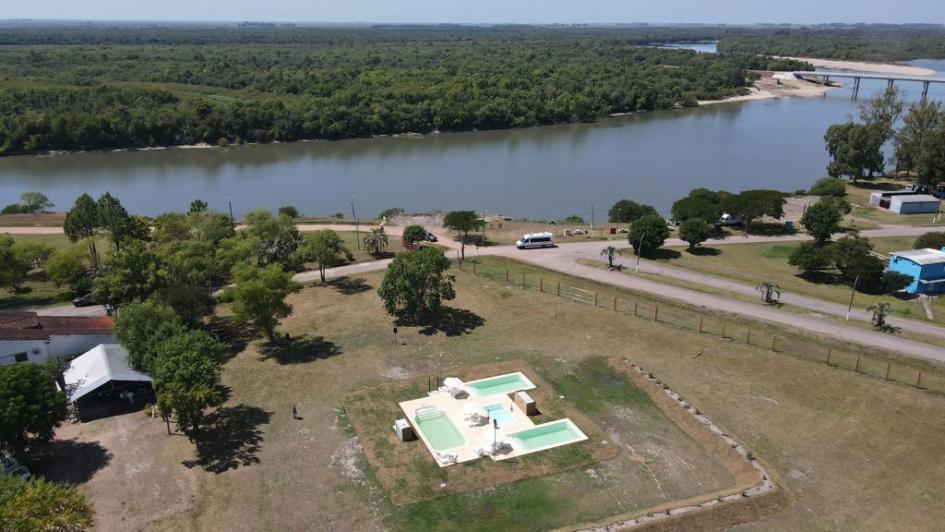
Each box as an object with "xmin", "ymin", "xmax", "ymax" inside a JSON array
[{"xmin": 458, "ymin": 260, "xmax": 945, "ymax": 396}]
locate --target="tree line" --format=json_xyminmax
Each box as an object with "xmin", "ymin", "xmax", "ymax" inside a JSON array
[{"xmin": 0, "ymin": 26, "xmax": 767, "ymax": 156}]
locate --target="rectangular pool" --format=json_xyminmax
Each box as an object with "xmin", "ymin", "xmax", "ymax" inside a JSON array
[
  {"xmin": 508, "ymin": 420, "xmax": 587, "ymax": 452},
  {"xmin": 414, "ymin": 408, "xmax": 465, "ymax": 451},
  {"xmin": 466, "ymin": 372, "xmax": 535, "ymax": 397}
]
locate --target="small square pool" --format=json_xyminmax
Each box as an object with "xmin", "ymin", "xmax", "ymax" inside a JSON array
[{"xmin": 484, "ymin": 403, "xmax": 514, "ymax": 427}]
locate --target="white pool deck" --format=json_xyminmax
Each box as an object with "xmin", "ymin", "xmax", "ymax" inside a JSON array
[{"xmin": 398, "ymin": 373, "xmax": 587, "ymax": 467}]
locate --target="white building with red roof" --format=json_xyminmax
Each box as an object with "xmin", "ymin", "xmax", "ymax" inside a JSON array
[{"xmin": 0, "ymin": 311, "xmax": 115, "ymax": 366}]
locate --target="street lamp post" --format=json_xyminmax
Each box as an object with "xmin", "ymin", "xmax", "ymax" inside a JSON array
[
  {"xmin": 350, "ymin": 198, "xmax": 360, "ymax": 250},
  {"xmin": 846, "ymin": 275, "xmax": 860, "ymax": 320},
  {"xmin": 635, "ymin": 231, "xmax": 646, "ymax": 272}
]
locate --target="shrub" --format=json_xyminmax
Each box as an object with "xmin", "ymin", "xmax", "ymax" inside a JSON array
[
  {"xmin": 563, "ymin": 214, "xmax": 585, "ymax": 224},
  {"xmin": 809, "ymin": 177, "xmax": 847, "ymax": 197},
  {"xmin": 627, "ymin": 214, "xmax": 670, "ymax": 257},
  {"xmin": 277, "ymin": 205, "xmax": 299, "ymax": 218},
  {"xmin": 678, "ymin": 218, "xmax": 714, "ymax": 250},
  {"xmin": 914, "ymin": 232, "xmax": 945, "ymax": 250},
  {"xmin": 788, "ymin": 241, "xmax": 835, "ymax": 274},
  {"xmin": 378, "ymin": 207, "xmax": 405, "ymax": 219}
]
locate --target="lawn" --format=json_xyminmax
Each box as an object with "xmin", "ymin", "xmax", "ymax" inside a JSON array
[
  {"xmin": 0, "ymin": 233, "xmax": 95, "ymax": 310},
  {"xmin": 631, "ymin": 237, "xmax": 945, "ymax": 326},
  {"xmin": 478, "ymin": 220, "xmax": 627, "ymax": 246},
  {"xmin": 37, "ymin": 258, "xmax": 945, "ymax": 531}
]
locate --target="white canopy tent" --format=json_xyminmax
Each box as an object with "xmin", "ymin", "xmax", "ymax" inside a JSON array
[{"xmin": 62, "ymin": 344, "xmax": 152, "ymax": 403}]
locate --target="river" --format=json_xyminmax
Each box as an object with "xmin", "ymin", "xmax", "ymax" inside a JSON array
[{"xmin": 1, "ymin": 56, "xmax": 943, "ymax": 220}]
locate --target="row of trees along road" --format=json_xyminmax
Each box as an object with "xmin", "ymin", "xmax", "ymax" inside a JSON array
[{"xmin": 825, "ymin": 87, "xmax": 945, "ymax": 185}]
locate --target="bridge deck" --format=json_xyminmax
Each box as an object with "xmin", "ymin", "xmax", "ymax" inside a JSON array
[{"xmin": 793, "ymin": 71, "xmax": 945, "ymax": 83}]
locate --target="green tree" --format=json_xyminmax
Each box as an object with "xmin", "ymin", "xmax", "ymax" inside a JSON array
[
  {"xmin": 191, "ymin": 211, "xmax": 236, "ymax": 243},
  {"xmin": 363, "ymin": 228, "xmax": 389, "ymax": 256},
  {"xmin": 678, "ymin": 218, "xmax": 713, "ymax": 250},
  {"xmin": 63, "ymin": 193, "xmax": 102, "ymax": 268},
  {"xmin": 295, "ymin": 230, "xmax": 349, "ymax": 282},
  {"xmin": 402, "ymin": 224, "xmax": 427, "ymax": 247},
  {"xmin": 800, "ymin": 197, "xmax": 845, "ymax": 243},
  {"xmin": 0, "ymin": 363, "xmax": 67, "ymax": 456},
  {"xmin": 13, "ymin": 240, "xmax": 56, "ymax": 270},
  {"xmin": 153, "ymin": 339, "xmax": 222, "ymax": 438},
  {"xmin": 0, "ymin": 475, "xmax": 93, "ymax": 531},
  {"xmin": 155, "ymin": 240, "xmax": 220, "ymax": 324},
  {"xmin": 608, "ymin": 199, "xmax": 659, "ymax": 224},
  {"xmin": 833, "ymin": 235, "xmax": 884, "ymax": 286},
  {"xmin": 443, "ymin": 210, "xmax": 483, "ymax": 261},
  {"xmin": 189, "ymin": 199, "xmax": 208, "ymax": 214},
  {"xmin": 277, "ymin": 205, "xmax": 299, "ymax": 219},
  {"xmin": 600, "ymin": 245, "xmax": 622, "ymax": 268},
  {"xmin": 788, "ymin": 241, "xmax": 835, "ymax": 275},
  {"xmin": 114, "ymin": 300, "xmax": 186, "ymax": 372},
  {"xmin": 859, "ymin": 86, "xmax": 904, "ymax": 143},
  {"xmin": 894, "ymin": 100, "xmax": 942, "ymax": 175},
  {"xmin": 720, "ymin": 189, "xmax": 786, "ymax": 230},
  {"xmin": 152, "ymin": 212, "xmax": 193, "ymax": 242},
  {"xmin": 867, "ymin": 302, "xmax": 893, "ymax": 329},
  {"xmin": 914, "ymin": 232, "xmax": 945, "ymax": 250},
  {"xmin": 825, "ymin": 122, "xmax": 885, "ymax": 182},
  {"xmin": 97, "ymin": 192, "xmax": 133, "ymax": 252},
  {"xmin": 377, "ymin": 247, "xmax": 455, "ymax": 318},
  {"xmin": 46, "ymin": 246, "xmax": 92, "ymax": 295},
  {"xmin": 0, "ymin": 235, "xmax": 28, "ymax": 291},
  {"xmin": 913, "ymin": 123, "xmax": 945, "ymax": 186},
  {"xmin": 243, "ymin": 209, "xmax": 301, "ymax": 267},
  {"xmin": 671, "ymin": 188, "xmax": 729, "ymax": 224},
  {"xmin": 562, "ymin": 214, "xmax": 585, "ymax": 224},
  {"xmin": 627, "ymin": 214, "xmax": 670, "ymax": 257},
  {"xmin": 18, "ymin": 192, "xmax": 53, "ymax": 214},
  {"xmin": 808, "ymin": 177, "xmax": 847, "ymax": 197},
  {"xmin": 229, "ymin": 263, "xmax": 301, "ymax": 341},
  {"xmin": 93, "ymin": 239, "xmax": 162, "ymax": 306},
  {"xmin": 378, "ymin": 207, "xmax": 404, "ymax": 220}
]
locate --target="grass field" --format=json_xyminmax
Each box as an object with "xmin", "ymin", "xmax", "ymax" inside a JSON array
[
  {"xmin": 0, "ymin": 233, "xmax": 94, "ymax": 310},
  {"xmin": 845, "ymin": 180, "xmax": 945, "ymax": 228},
  {"xmin": 37, "ymin": 258, "xmax": 945, "ymax": 531}
]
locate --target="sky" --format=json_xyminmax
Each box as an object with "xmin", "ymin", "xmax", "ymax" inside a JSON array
[{"xmin": 2, "ymin": 0, "xmax": 944, "ymax": 25}]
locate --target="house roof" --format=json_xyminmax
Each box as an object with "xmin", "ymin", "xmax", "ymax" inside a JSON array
[
  {"xmin": 62, "ymin": 344, "xmax": 152, "ymax": 402},
  {"xmin": 0, "ymin": 312, "xmax": 113, "ymax": 341},
  {"xmin": 891, "ymin": 248, "xmax": 945, "ymax": 266},
  {"xmin": 891, "ymin": 194, "xmax": 940, "ymax": 203}
]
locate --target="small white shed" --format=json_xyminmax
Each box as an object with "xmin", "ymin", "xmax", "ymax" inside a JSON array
[{"xmin": 889, "ymin": 194, "xmax": 941, "ymax": 214}]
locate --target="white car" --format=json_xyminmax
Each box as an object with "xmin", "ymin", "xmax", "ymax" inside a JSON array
[{"xmin": 516, "ymin": 232, "xmax": 555, "ymax": 249}]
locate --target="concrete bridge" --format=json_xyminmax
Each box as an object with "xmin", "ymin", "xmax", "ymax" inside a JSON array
[{"xmin": 793, "ymin": 71, "xmax": 945, "ymax": 101}]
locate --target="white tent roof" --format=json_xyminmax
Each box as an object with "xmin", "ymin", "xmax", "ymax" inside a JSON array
[
  {"xmin": 63, "ymin": 344, "xmax": 152, "ymax": 402},
  {"xmin": 891, "ymin": 248, "xmax": 945, "ymax": 266}
]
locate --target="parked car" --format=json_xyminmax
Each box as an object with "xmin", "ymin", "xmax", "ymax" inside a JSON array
[
  {"xmin": 423, "ymin": 232, "xmax": 438, "ymax": 242},
  {"xmin": 72, "ymin": 293, "xmax": 96, "ymax": 307},
  {"xmin": 1, "ymin": 457, "xmax": 31, "ymax": 480}
]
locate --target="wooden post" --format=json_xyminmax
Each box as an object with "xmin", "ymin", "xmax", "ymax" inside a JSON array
[
  {"xmin": 721, "ymin": 323, "xmax": 726, "ymax": 338},
  {"xmin": 556, "ymin": 282, "xmax": 560, "ymax": 297},
  {"xmin": 539, "ymin": 278, "xmax": 543, "ymax": 293},
  {"xmin": 473, "ymin": 262, "xmax": 477, "ymax": 274},
  {"xmin": 917, "ymin": 371, "xmax": 923, "ymax": 388},
  {"xmin": 594, "ymin": 292, "xmax": 598, "ymax": 307},
  {"xmin": 522, "ymin": 273, "xmax": 526, "ymax": 288},
  {"xmin": 633, "ymin": 302, "xmax": 638, "ymax": 316},
  {"xmin": 654, "ymin": 306, "xmax": 659, "ymax": 321},
  {"xmin": 771, "ymin": 336, "xmax": 777, "ymax": 351},
  {"xmin": 854, "ymin": 355, "xmax": 860, "ymax": 373},
  {"xmin": 885, "ymin": 362, "xmax": 891, "ymax": 381},
  {"xmin": 613, "ymin": 297, "xmax": 618, "ymax": 311},
  {"xmin": 826, "ymin": 348, "xmax": 832, "ymax": 366},
  {"xmin": 506, "ymin": 268, "xmax": 509, "ymax": 283},
  {"xmin": 698, "ymin": 317, "xmax": 703, "ymax": 333},
  {"xmin": 746, "ymin": 329, "xmax": 751, "ymax": 345}
]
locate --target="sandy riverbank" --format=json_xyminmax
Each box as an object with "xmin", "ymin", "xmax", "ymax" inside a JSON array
[
  {"xmin": 782, "ymin": 57, "xmax": 936, "ymax": 76},
  {"xmin": 699, "ymin": 71, "xmax": 833, "ymax": 106}
]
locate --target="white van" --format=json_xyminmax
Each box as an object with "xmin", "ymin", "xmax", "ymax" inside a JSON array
[{"xmin": 516, "ymin": 232, "xmax": 555, "ymax": 249}]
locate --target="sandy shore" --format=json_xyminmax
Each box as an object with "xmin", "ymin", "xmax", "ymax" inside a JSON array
[
  {"xmin": 699, "ymin": 71, "xmax": 833, "ymax": 106},
  {"xmin": 782, "ymin": 57, "xmax": 936, "ymax": 76}
]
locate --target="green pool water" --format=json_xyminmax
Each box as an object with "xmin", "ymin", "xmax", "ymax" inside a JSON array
[
  {"xmin": 509, "ymin": 420, "xmax": 584, "ymax": 451},
  {"xmin": 414, "ymin": 409, "xmax": 465, "ymax": 451},
  {"xmin": 466, "ymin": 372, "xmax": 534, "ymax": 397}
]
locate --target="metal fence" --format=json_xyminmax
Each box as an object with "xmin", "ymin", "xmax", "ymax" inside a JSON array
[{"xmin": 458, "ymin": 260, "xmax": 945, "ymax": 395}]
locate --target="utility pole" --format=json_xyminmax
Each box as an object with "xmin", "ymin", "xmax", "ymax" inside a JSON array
[
  {"xmin": 350, "ymin": 198, "xmax": 360, "ymax": 250},
  {"xmin": 846, "ymin": 275, "xmax": 860, "ymax": 320},
  {"xmin": 635, "ymin": 231, "xmax": 646, "ymax": 273},
  {"xmin": 590, "ymin": 203, "xmax": 594, "ymax": 231}
]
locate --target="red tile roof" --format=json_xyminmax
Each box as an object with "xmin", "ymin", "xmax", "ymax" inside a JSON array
[{"xmin": 0, "ymin": 312, "xmax": 114, "ymax": 341}]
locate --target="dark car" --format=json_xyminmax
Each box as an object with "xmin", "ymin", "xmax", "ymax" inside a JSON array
[
  {"xmin": 72, "ymin": 293, "xmax": 95, "ymax": 307},
  {"xmin": 424, "ymin": 232, "xmax": 438, "ymax": 242}
]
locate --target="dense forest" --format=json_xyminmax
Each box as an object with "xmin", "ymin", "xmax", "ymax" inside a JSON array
[
  {"xmin": 0, "ymin": 25, "xmax": 782, "ymax": 156},
  {"xmin": 718, "ymin": 25, "xmax": 945, "ymax": 62}
]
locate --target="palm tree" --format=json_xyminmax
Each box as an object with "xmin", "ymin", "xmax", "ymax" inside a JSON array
[
  {"xmin": 600, "ymin": 245, "xmax": 622, "ymax": 268},
  {"xmin": 868, "ymin": 302, "xmax": 893, "ymax": 329},
  {"xmin": 756, "ymin": 281, "xmax": 781, "ymax": 305},
  {"xmin": 363, "ymin": 228, "xmax": 389, "ymax": 256}
]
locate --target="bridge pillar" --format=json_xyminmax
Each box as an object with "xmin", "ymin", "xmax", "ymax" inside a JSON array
[
  {"xmin": 887, "ymin": 79, "xmax": 895, "ymax": 91},
  {"xmin": 851, "ymin": 77, "xmax": 861, "ymax": 101},
  {"xmin": 922, "ymin": 81, "xmax": 930, "ymax": 103}
]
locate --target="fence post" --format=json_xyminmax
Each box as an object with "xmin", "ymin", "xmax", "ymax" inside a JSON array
[
  {"xmin": 613, "ymin": 297, "xmax": 618, "ymax": 311},
  {"xmin": 721, "ymin": 323, "xmax": 726, "ymax": 338},
  {"xmin": 522, "ymin": 273, "xmax": 526, "ymax": 288},
  {"xmin": 459, "ymin": 261, "xmax": 463, "ymax": 271},
  {"xmin": 594, "ymin": 292, "xmax": 598, "ymax": 307},
  {"xmin": 826, "ymin": 348, "xmax": 832, "ymax": 366},
  {"xmin": 854, "ymin": 355, "xmax": 860, "ymax": 373},
  {"xmin": 540, "ymin": 278, "xmax": 543, "ymax": 293},
  {"xmin": 506, "ymin": 268, "xmax": 509, "ymax": 283},
  {"xmin": 654, "ymin": 306, "xmax": 659, "ymax": 322},
  {"xmin": 633, "ymin": 302, "xmax": 638, "ymax": 316},
  {"xmin": 557, "ymin": 282, "xmax": 560, "ymax": 297},
  {"xmin": 698, "ymin": 317, "xmax": 703, "ymax": 333},
  {"xmin": 885, "ymin": 362, "xmax": 891, "ymax": 381},
  {"xmin": 771, "ymin": 336, "xmax": 777, "ymax": 351},
  {"xmin": 746, "ymin": 329, "xmax": 751, "ymax": 345},
  {"xmin": 473, "ymin": 262, "xmax": 477, "ymax": 274},
  {"xmin": 917, "ymin": 371, "xmax": 923, "ymax": 388}
]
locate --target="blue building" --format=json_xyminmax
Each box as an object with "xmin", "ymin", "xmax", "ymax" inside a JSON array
[{"xmin": 887, "ymin": 248, "xmax": 945, "ymax": 295}]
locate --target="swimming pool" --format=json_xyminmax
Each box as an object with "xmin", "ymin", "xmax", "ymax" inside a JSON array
[
  {"xmin": 466, "ymin": 372, "xmax": 535, "ymax": 397},
  {"xmin": 508, "ymin": 420, "xmax": 587, "ymax": 452},
  {"xmin": 414, "ymin": 407, "xmax": 465, "ymax": 451},
  {"xmin": 484, "ymin": 403, "xmax": 514, "ymax": 427}
]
